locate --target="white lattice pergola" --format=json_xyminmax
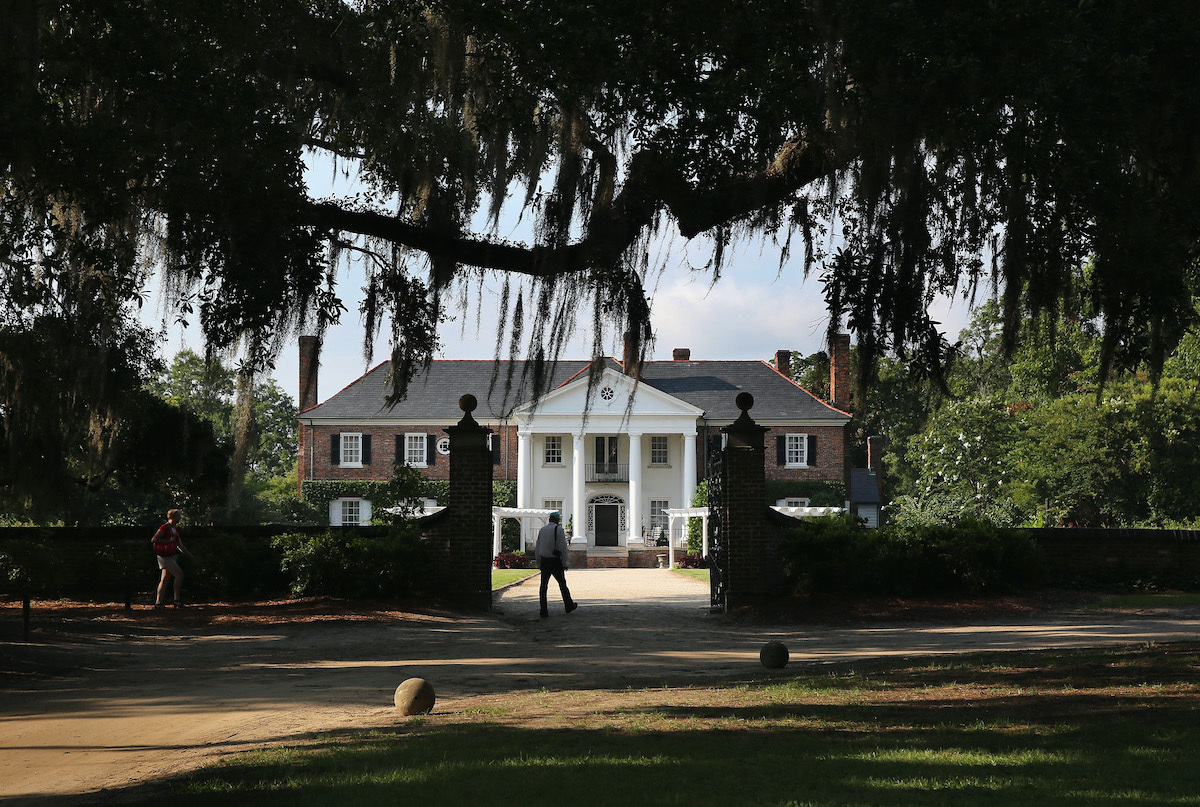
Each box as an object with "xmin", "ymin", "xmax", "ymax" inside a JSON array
[
  {"xmin": 491, "ymin": 507, "xmax": 558, "ymax": 557},
  {"xmin": 661, "ymin": 505, "xmax": 846, "ymax": 567}
]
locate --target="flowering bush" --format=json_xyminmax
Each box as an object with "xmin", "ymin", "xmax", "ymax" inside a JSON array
[
  {"xmin": 675, "ymin": 553, "xmax": 710, "ymax": 569},
  {"xmin": 494, "ymin": 551, "xmax": 538, "ymax": 569}
]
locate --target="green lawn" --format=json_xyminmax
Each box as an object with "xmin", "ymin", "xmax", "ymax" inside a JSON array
[
  {"xmin": 1089, "ymin": 592, "xmax": 1200, "ymax": 609},
  {"xmin": 170, "ymin": 643, "xmax": 1200, "ymax": 806},
  {"xmin": 673, "ymin": 568, "xmax": 709, "ymax": 583},
  {"xmin": 491, "ymin": 568, "xmax": 537, "ymax": 589}
]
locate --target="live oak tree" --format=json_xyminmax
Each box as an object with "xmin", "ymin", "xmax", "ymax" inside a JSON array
[{"xmin": 4, "ymin": 0, "xmax": 1200, "ymax": 512}]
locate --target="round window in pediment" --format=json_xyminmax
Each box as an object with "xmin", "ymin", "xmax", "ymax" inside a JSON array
[{"xmin": 600, "ymin": 386, "xmax": 615, "ymax": 401}]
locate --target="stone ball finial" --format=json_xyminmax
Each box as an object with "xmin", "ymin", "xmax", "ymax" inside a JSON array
[
  {"xmin": 735, "ymin": 392, "xmax": 754, "ymax": 412},
  {"xmin": 459, "ymin": 394, "xmax": 478, "ymax": 413}
]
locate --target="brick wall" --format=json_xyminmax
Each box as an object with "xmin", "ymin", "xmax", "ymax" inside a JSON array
[
  {"xmin": 298, "ymin": 422, "xmax": 519, "ymax": 492},
  {"xmin": 761, "ymin": 425, "xmax": 849, "ymax": 487}
]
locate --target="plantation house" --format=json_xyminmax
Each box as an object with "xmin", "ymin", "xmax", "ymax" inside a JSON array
[{"xmin": 297, "ymin": 337, "xmax": 874, "ymax": 551}]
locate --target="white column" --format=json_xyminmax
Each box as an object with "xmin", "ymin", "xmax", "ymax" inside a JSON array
[
  {"xmin": 627, "ymin": 431, "xmax": 642, "ymax": 545},
  {"xmin": 682, "ymin": 431, "xmax": 697, "ymax": 510},
  {"xmin": 516, "ymin": 429, "xmax": 532, "ymax": 508},
  {"xmin": 492, "ymin": 512, "xmax": 502, "ymax": 559},
  {"xmin": 571, "ymin": 431, "xmax": 585, "ymax": 543},
  {"xmin": 701, "ymin": 512, "xmax": 709, "ymax": 557},
  {"xmin": 668, "ymin": 513, "xmax": 678, "ymax": 567}
]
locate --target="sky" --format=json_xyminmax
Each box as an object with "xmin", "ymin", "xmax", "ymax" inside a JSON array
[{"xmin": 149, "ymin": 157, "xmax": 977, "ymax": 406}]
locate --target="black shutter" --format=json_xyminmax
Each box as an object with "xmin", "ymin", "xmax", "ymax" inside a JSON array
[
  {"xmin": 395, "ymin": 435, "xmax": 403, "ymax": 465},
  {"xmin": 426, "ymin": 434, "xmax": 436, "ymax": 465},
  {"xmin": 362, "ymin": 434, "xmax": 372, "ymax": 465},
  {"xmin": 331, "ymin": 433, "xmax": 340, "ymax": 466},
  {"xmin": 491, "ymin": 433, "xmax": 502, "ymax": 464},
  {"xmin": 807, "ymin": 435, "xmax": 817, "ymax": 467},
  {"xmin": 776, "ymin": 435, "xmax": 786, "ymax": 465}
]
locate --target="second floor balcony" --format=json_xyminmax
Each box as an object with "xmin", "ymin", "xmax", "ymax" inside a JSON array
[{"xmin": 586, "ymin": 462, "xmax": 629, "ymax": 483}]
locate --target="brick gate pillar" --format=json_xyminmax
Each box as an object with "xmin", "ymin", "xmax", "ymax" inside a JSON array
[
  {"xmin": 444, "ymin": 394, "xmax": 494, "ymax": 610},
  {"xmin": 721, "ymin": 393, "xmax": 771, "ymax": 609}
]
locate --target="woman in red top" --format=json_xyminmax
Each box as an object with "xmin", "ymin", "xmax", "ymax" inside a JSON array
[{"xmin": 151, "ymin": 509, "xmax": 191, "ymax": 608}]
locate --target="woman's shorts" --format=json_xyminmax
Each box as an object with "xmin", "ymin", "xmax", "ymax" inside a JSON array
[{"xmin": 157, "ymin": 554, "xmax": 182, "ymax": 573}]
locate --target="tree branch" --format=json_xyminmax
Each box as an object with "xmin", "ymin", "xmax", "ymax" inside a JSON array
[{"xmin": 303, "ymin": 134, "xmax": 831, "ymax": 272}]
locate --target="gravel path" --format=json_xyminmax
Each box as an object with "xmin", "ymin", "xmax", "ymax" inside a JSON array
[{"xmin": 2, "ymin": 569, "xmax": 1199, "ymax": 803}]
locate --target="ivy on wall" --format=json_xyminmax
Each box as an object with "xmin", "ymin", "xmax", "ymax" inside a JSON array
[
  {"xmin": 765, "ymin": 480, "xmax": 846, "ymax": 507},
  {"xmin": 302, "ymin": 478, "xmax": 518, "ymax": 517},
  {"xmin": 300, "ymin": 480, "xmax": 396, "ymax": 519}
]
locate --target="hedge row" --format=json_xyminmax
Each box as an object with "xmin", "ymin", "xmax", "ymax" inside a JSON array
[
  {"xmin": 0, "ymin": 527, "xmax": 431, "ymax": 602},
  {"xmin": 780, "ymin": 516, "xmax": 1043, "ymax": 597}
]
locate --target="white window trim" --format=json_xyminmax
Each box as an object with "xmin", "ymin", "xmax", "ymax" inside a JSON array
[
  {"xmin": 649, "ymin": 435, "xmax": 670, "ymax": 466},
  {"xmin": 543, "ymin": 498, "xmax": 564, "ymax": 512},
  {"xmin": 330, "ymin": 496, "xmax": 372, "ymax": 526},
  {"xmin": 544, "ymin": 435, "xmax": 564, "ymax": 466},
  {"xmin": 405, "ymin": 433, "xmax": 428, "ymax": 468},
  {"xmin": 777, "ymin": 497, "xmax": 811, "ymax": 508},
  {"xmin": 340, "ymin": 432, "xmax": 364, "ymax": 468},
  {"xmin": 785, "ymin": 433, "xmax": 808, "ymax": 468}
]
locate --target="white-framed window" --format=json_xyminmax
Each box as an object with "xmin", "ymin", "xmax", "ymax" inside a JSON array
[
  {"xmin": 436, "ymin": 437, "xmax": 450, "ymax": 455},
  {"xmin": 341, "ymin": 433, "xmax": 363, "ymax": 466},
  {"xmin": 785, "ymin": 433, "xmax": 808, "ymax": 467},
  {"xmin": 777, "ymin": 497, "xmax": 811, "ymax": 508},
  {"xmin": 405, "ymin": 433, "xmax": 427, "ymax": 467},
  {"xmin": 649, "ymin": 499, "xmax": 670, "ymax": 532},
  {"xmin": 543, "ymin": 498, "xmax": 563, "ymax": 513},
  {"xmin": 650, "ymin": 435, "xmax": 669, "ymax": 465},
  {"xmin": 330, "ymin": 497, "xmax": 372, "ymax": 526},
  {"xmin": 544, "ymin": 435, "xmax": 563, "ymax": 465}
]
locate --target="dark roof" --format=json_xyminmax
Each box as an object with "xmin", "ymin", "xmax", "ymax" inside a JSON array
[
  {"xmin": 849, "ymin": 469, "xmax": 881, "ymax": 503},
  {"xmin": 302, "ymin": 358, "xmax": 848, "ymax": 421},
  {"xmin": 636, "ymin": 360, "xmax": 846, "ymax": 420},
  {"xmin": 302, "ymin": 360, "xmax": 591, "ymax": 420}
]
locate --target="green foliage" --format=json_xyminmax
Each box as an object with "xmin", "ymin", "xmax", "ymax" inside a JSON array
[
  {"xmin": 300, "ymin": 480, "xmax": 394, "ymax": 522},
  {"xmin": 686, "ymin": 479, "xmax": 711, "ymax": 554},
  {"xmin": 0, "ymin": 536, "xmax": 135, "ymax": 598},
  {"xmin": 184, "ymin": 531, "xmax": 290, "ymax": 600},
  {"xmin": 493, "ymin": 552, "xmax": 537, "ymax": 569},
  {"xmin": 271, "ymin": 527, "xmax": 429, "ymax": 599},
  {"xmin": 6, "ymin": 0, "xmax": 1200, "ymax": 468},
  {"xmin": 781, "ymin": 515, "xmax": 1042, "ymax": 598},
  {"xmin": 150, "ymin": 349, "xmax": 299, "ymax": 485},
  {"xmin": 764, "ymin": 480, "xmax": 845, "ymax": 507}
]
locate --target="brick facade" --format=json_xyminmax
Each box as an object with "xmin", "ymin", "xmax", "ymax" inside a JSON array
[{"xmin": 298, "ymin": 422, "xmax": 520, "ymax": 495}]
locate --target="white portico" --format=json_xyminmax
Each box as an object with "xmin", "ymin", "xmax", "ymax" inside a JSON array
[{"xmin": 512, "ymin": 365, "xmax": 703, "ymax": 548}]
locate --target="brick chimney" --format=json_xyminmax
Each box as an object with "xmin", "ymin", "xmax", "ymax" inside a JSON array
[
  {"xmin": 867, "ymin": 435, "xmax": 885, "ymax": 475},
  {"xmin": 298, "ymin": 335, "xmax": 319, "ymax": 412},
  {"xmin": 774, "ymin": 349, "xmax": 791, "ymax": 378},
  {"xmin": 829, "ymin": 333, "xmax": 851, "ymax": 410},
  {"xmin": 672, "ymin": 348, "xmax": 691, "ymax": 361}
]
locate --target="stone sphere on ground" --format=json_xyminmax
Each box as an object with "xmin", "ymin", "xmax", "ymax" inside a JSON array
[
  {"xmin": 760, "ymin": 640, "xmax": 789, "ymax": 669},
  {"xmin": 394, "ymin": 678, "xmax": 436, "ymax": 715}
]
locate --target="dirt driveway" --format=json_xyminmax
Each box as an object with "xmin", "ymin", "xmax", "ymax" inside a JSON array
[{"xmin": 3, "ymin": 569, "xmax": 1200, "ymax": 804}]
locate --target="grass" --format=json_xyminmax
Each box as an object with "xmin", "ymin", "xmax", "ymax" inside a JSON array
[
  {"xmin": 170, "ymin": 643, "xmax": 1200, "ymax": 806},
  {"xmin": 491, "ymin": 568, "xmax": 537, "ymax": 590},
  {"xmin": 673, "ymin": 568, "xmax": 710, "ymax": 583},
  {"xmin": 1090, "ymin": 592, "xmax": 1200, "ymax": 609}
]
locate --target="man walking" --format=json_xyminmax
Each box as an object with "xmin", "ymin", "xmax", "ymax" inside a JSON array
[{"xmin": 536, "ymin": 511, "xmax": 578, "ymax": 618}]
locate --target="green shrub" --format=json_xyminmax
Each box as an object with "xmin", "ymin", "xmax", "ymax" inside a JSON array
[
  {"xmin": 675, "ymin": 553, "xmax": 710, "ymax": 569},
  {"xmin": 184, "ymin": 531, "xmax": 290, "ymax": 600},
  {"xmin": 780, "ymin": 516, "xmax": 1042, "ymax": 598},
  {"xmin": 494, "ymin": 552, "xmax": 537, "ymax": 569},
  {"xmin": 0, "ymin": 537, "xmax": 133, "ymax": 599},
  {"xmin": 271, "ymin": 526, "xmax": 429, "ymax": 599}
]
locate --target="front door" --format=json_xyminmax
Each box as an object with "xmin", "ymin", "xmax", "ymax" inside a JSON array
[{"xmin": 595, "ymin": 504, "xmax": 619, "ymax": 546}]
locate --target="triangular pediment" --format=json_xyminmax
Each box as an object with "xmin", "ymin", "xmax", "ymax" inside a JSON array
[{"xmin": 514, "ymin": 366, "xmax": 703, "ymax": 430}]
